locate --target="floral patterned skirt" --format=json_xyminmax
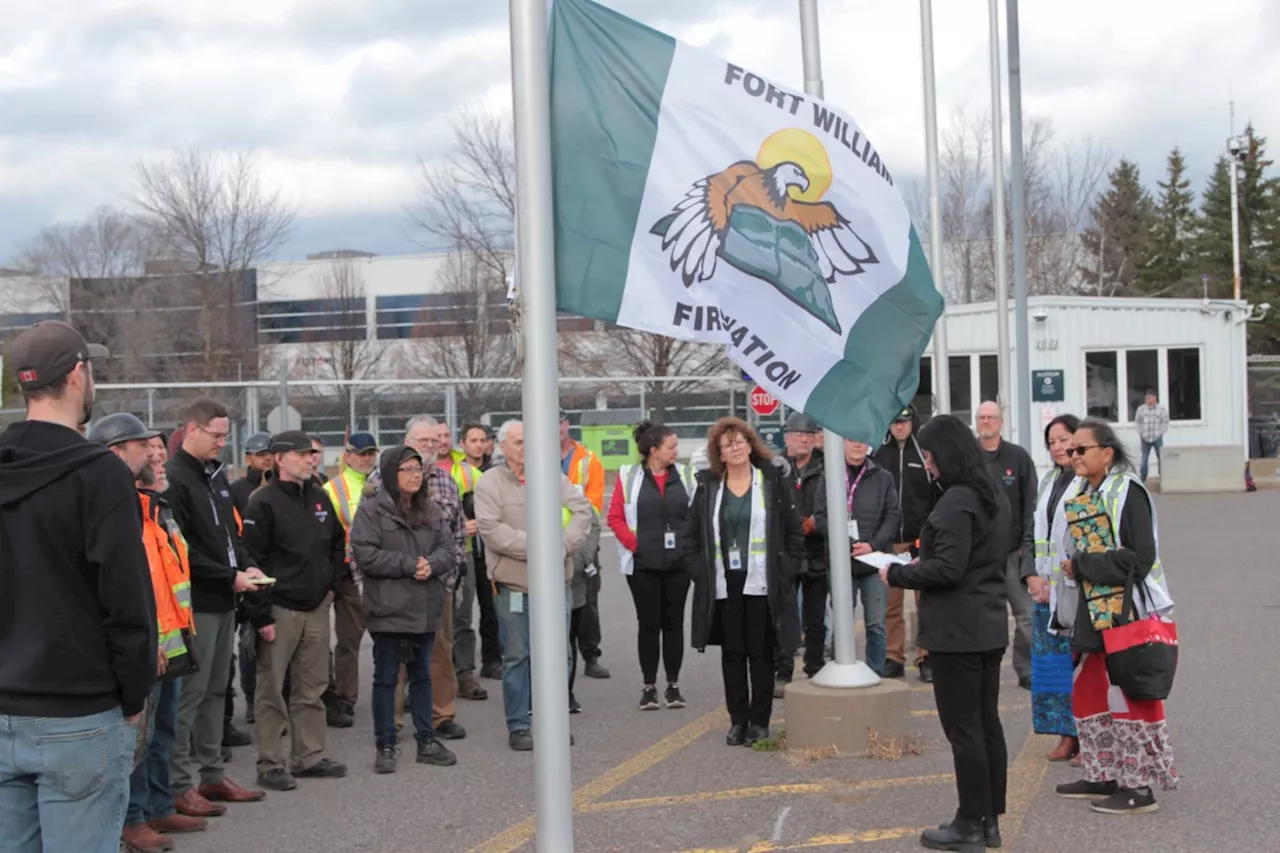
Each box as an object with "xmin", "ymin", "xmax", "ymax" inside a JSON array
[
  {"xmin": 1031, "ymin": 602, "xmax": 1076, "ymax": 738},
  {"xmin": 1073, "ymin": 651, "xmax": 1179, "ymax": 791}
]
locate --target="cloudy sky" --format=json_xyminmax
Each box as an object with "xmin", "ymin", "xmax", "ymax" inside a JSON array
[{"xmin": 1, "ymin": 0, "xmax": 1275, "ymax": 263}]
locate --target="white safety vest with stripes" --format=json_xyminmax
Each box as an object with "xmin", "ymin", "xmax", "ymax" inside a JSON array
[
  {"xmin": 711, "ymin": 467, "xmax": 768, "ymax": 599},
  {"xmin": 1033, "ymin": 467, "xmax": 1083, "ymax": 627},
  {"xmin": 614, "ymin": 462, "xmax": 695, "ymax": 576}
]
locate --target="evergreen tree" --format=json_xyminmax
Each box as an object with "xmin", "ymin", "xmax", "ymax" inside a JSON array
[
  {"xmin": 1194, "ymin": 125, "xmax": 1280, "ymax": 352},
  {"xmin": 1079, "ymin": 159, "xmax": 1154, "ymax": 297},
  {"xmin": 1137, "ymin": 145, "xmax": 1197, "ymax": 295}
]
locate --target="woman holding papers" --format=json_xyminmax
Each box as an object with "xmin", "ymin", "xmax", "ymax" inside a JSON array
[
  {"xmin": 1030, "ymin": 414, "xmax": 1083, "ymax": 763},
  {"xmin": 687, "ymin": 417, "xmax": 805, "ymax": 748},
  {"xmin": 881, "ymin": 415, "xmax": 1012, "ymax": 852}
]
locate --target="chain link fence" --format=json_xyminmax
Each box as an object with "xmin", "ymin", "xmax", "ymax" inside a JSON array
[
  {"xmin": 1248, "ymin": 365, "xmax": 1280, "ymax": 457},
  {"xmin": 91, "ymin": 375, "xmax": 755, "ymax": 465}
]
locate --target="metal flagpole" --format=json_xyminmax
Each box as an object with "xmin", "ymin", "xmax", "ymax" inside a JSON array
[
  {"xmin": 799, "ymin": 0, "xmax": 880, "ymax": 690},
  {"xmin": 1006, "ymin": 0, "xmax": 1031, "ymax": 449},
  {"xmin": 920, "ymin": 0, "xmax": 950, "ymax": 414},
  {"xmin": 508, "ymin": 1, "xmax": 575, "ymax": 849},
  {"xmin": 988, "ymin": 0, "xmax": 1011, "ymax": 432}
]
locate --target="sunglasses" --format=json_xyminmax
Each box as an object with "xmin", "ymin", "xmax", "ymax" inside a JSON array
[{"xmin": 1069, "ymin": 445, "xmax": 1100, "ymax": 457}]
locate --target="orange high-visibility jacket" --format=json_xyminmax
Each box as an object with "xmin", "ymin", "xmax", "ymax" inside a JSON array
[
  {"xmin": 139, "ymin": 491, "xmax": 195, "ymax": 659},
  {"xmin": 564, "ymin": 441, "xmax": 605, "ymax": 515}
]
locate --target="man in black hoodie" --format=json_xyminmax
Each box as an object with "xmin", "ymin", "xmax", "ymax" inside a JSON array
[
  {"xmin": 874, "ymin": 405, "xmax": 940, "ymax": 682},
  {"xmin": 242, "ymin": 431, "xmax": 349, "ymax": 792},
  {"xmin": 0, "ymin": 320, "xmax": 157, "ymax": 852},
  {"xmin": 776, "ymin": 413, "xmax": 827, "ymax": 689},
  {"xmin": 165, "ymin": 398, "xmax": 267, "ymax": 817}
]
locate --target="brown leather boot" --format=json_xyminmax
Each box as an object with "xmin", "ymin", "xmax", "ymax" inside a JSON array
[
  {"xmin": 122, "ymin": 822, "xmax": 174, "ymax": 852},
  {"xmin": 173, "ymin": 789, "xmax": 226, "ymax": 818},
  {"xmin": 1047, "ymin": 736, "xmax": 1080, "ymax": 762},
  {"xmin": 149, "ymin": 813, "xmax": 209, "ymax": 834}
]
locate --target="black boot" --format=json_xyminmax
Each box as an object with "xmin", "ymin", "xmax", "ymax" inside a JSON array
[
  {"xmin": 983, "ymin": 816, "xmax": 1002, "ymax": 849},
  {"xmin": 921, "ymin": 815, "xmax": 985, "ymax": 853}
]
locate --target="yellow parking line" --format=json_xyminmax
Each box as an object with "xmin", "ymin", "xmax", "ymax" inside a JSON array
[
  {"xmin": 1001, "ymin": 731, "xmax": 1055, "ymax": 850},
  {"xmin": 667, "ymin": 826, "xmax": 930, "ymax": 852},
  {"xmin": 580, "ymin": 774, "xmax": 952, "ymax": 814},
  {"xmin": 466, "ymin": 707, "xmax": 728, "ymax": 853}
]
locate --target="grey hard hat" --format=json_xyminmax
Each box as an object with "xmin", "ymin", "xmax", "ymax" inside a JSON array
[
  {"xmin": 87, "ymin": 412, "xmax": 160, "ymax": 447},
  {"xmin": 784, "ymin": 411, "xmax": 820, "ymax": 433},
  {"xmin": 244, "ymin": 432, "xmax": 272, "ymax": 454}
]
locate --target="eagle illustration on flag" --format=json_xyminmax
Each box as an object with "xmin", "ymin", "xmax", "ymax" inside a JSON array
[{"xmin": 648, "ymin": 128, "xmax": 877, "ymax": 335}]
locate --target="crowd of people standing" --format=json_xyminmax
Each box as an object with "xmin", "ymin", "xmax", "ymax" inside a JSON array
[{"xmin": 0, "ymin": 318, "xmax": 1178, "ymax": 853}]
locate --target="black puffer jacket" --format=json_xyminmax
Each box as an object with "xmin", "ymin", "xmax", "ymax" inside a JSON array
[
  {"xmin": 886, "ymin": 482, "xmax": 1011, "ymax": 653},
  {"xmin": 786, "ymin": 450, "xmax": 827, "ymax": 567},
  {"xmin": 349, "ymin": 448, "xmax": 456, "ymax": 636},
  {"xmin": 813, "ymin": 457, "xmax": 901, "ymax": 575},
  {"xmin": 686, "ymin": 456, "xmax": 805, "ymax": 653}
]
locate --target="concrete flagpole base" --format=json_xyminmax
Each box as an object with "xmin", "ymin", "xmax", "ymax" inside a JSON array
[
  {"xmin": 808, "ymin": 659, "xmax": 882, "ymax": 689},
  {"xmin": 782, "ymin": 676, "xmax": 913, "ymax": 754}
]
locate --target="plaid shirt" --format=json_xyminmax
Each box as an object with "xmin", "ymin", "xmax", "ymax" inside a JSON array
[{"xmin": 1134, "ymin": 403, "xmax": 1169, "ymax": 443}]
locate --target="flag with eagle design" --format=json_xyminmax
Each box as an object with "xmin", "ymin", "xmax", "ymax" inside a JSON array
[{"xmin": 548, "ymin": 0, "xmax": 943, "ymax": 441}]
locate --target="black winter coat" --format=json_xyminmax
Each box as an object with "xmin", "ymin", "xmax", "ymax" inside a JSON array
[
  {"xmin": 786, "ymin": 450, "xmax": 827, "ymax": 566},
  {"xmin": 686, "ymin": 457, "xmax": 805, "ymax": 653},
  {"xmin": 874, "ymin": 435, "xmax": 939, "ymax": 545},
  {"xmin": 1069, "ymin": 485, "xmax": 1156, "ymax": 654},
  {"xmin": 813, "ymin": 458, "xmax": 901, "ymax": 575},
  {"xmin": 241, "ymin": 478, "xmax": 348, "ymax": 628},
  {"xmin": 166, "ymin": 448, "xmax": 250, "ymax": 614},
  {"xmin": 350, "ymin": 490, "xmax": 456, "ymax": 636},
  {"xmin": 887, "ymin": 482, "xmax": 1011, "ymax": 653}
]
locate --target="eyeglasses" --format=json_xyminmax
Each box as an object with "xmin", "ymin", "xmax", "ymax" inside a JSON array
[
  {"xmin": 196, "ymin": 424, "xmax": 229, "ymax": 442},
  {"xmin": 1070, "ymin": 445, "xmax": 1100, "ymax": 456},
  {"xmin": 398, "ymin": 465, "xmax": 425, "ymax": 476},
  {"xmin": 719, "ymin": 438, "xmax": 749, "ymax": 452}
]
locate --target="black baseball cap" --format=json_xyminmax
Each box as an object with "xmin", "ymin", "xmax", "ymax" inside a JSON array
[
  {"xmin": 269, "ymin": 430, "xmax": 318, "ymax": 454},
  {"xmin": 891, "ymin": 405, "xmax": 916, "ymax": 423},
  {"xmin": 9, "ymin": 320, "xmax": 109, "ymax": 391},
  {"xmin": 345, "ymin": 432, "xmax": 378, "ymax": 453}
]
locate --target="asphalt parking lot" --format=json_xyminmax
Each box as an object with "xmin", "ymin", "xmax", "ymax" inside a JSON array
[{"xmin": 168, "ymin": 490, "xmax": 1276, "ymax": 853}]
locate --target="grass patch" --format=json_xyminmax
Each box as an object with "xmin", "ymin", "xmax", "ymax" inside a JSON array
[
  {"xmin": 865, "ymin": 727, "xmax": 927, "ymax": 761},
  {"xmin": 751, "ymin": 730, "xmax": 787, "ymax": 752}
]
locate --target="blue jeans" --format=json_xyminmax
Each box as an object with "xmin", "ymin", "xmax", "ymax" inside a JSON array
[
  {"xmin": 126, "ymin": 678, "xmax": 180, "ymax": 824},
  {"xmin": 853, "ymin": 573, "xmax": 888, "ymax": 675},
  {"xmin": 0, "ymin": 707, "xmax": 135, "ymax": 853},
  {"xmin": 371, "ymin": 632, "xmax": 435, "ymax": 750},
  {"xmin": 1139, "ymin": 438, "xmax": 1162, "ymax": 481},
  {"xmin": 494, "ymin": 585, "xmax": 572, "ymax": 734}
]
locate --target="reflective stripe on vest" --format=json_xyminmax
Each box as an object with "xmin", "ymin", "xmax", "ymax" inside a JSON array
[
  {"xmin": 562, "ymin": 506, "xmax": 572, "ymax": 528},
  {"xmin": 173, "ymin": 579, "xmax": 192, "ymax": 610},
  {"xmin": 1033, "ymin": 469, "xmax": 1056, "ymax": 561},
  {"xmin": 328, "ymin": 473, "xmax": 357, "ymax": 563},
  {"xmin": 1103, "ymin": 473, "xmax": 1166, "ymax": 583},
  {"xmin": 452, "ymin": 460, "xmax": 476, "ymax": 495},
  {"xmin": 159, "ymin": 627, "xmax": 187, "ymax": 660}
]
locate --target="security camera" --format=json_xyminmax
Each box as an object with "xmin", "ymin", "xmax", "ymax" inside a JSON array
[
  {"xmin": 1032, "ymin": 308, "xmax": 1049, "ymax": 322},
  {"xmin": 1229, "ymin": 136, "xmax": 1248, "ymax": 159}
]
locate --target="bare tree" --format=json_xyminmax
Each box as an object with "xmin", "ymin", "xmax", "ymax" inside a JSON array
[
  {"xmin": 131, "ymin": 149, "xmax": 294, "ymax": 380},
  {"xmin": 941, "ymin": 107, "xmax": 991, "ymax": 303},
  {"xmin": 397, "ymin": 252, "xmax": 518, "ymax": 421},
  {"xmin": 6, "ymin": 206, "xmax": 151, "ymax": 316}
]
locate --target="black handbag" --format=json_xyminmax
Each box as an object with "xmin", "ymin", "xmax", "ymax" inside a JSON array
[{"xmin": 1102, "ymin": 571, "xmax": 1177, "ymax": 701}]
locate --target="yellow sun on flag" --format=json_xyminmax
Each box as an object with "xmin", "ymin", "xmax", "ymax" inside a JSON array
[{"xmin": 756, "ymin": 128, "xmax": 833, "ymax": 202}]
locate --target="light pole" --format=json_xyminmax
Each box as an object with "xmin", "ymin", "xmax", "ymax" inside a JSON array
[{"xmin": 1228, "ymin": 134, "xmax": 1247, "ymax": 301}]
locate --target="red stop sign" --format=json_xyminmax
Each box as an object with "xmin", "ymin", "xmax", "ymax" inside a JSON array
[{"xmin": 750, "ymin": 385, "xmax": 780, "ymax": 416}]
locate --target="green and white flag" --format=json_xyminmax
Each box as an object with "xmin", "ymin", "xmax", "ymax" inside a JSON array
[{"xmin": 548, "ymin": 0, "xmax": 943, "ymax": 441}]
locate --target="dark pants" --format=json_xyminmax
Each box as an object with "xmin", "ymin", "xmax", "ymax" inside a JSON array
[
  {"xmin": 626, "ymin": 570, "xmax": 691, "ymax": 685},
  {"xmin": 474, "ymin": 551, "xmax": 501, "ymax": 669},
  {"xmin": 930, "ymin": 649, "xmax": 1009, "ymax": 822},
  {"xmin": 371, "ymin": 632, "xmax": 435, "ymax": 750},
  {"xmin": 127, "ymin": 678, "xmax": 181, "ymax": 824},
  {"xmin": 777, "ymin": 563, "xmax": 828, "ymax": 680},
  {"xmin": 718, "ymin": 571, "xmax": 776, "ymax": 729},
  {"xmin": 577, "ymin": 571, "xmax": 603, "ymax": 663},
  {"xmin": 568, "ymin": 605, "xmax": 585, "ymax": 693}
]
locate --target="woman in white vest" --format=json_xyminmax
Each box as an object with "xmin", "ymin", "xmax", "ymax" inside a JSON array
[
  {"xmin": 686, "ymin": 417, "xmax": 805, "ymax": 748},
  {"xmin": 1030, "ymin": 413, "xmax": 1083, "ymax": 764},
  {"xmin": 607, "ymin": 421, "xmax": 695, "ymax": 712},
  {"xmin": 1055, "ymin": 418, "xmax": 1177, "ymax": 814}
]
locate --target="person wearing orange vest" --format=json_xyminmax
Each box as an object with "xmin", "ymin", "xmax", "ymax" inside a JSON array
[
  {"xmin": 321, "ymin": 431, "xmax": 379, "ymax": 729},
  {"xmin": 560, "ymin": 410, "xmax": 610, "ymax": 679},
  {"xmin": 89, "ymin": 415, "xmax": 207, "ymax": 851}
]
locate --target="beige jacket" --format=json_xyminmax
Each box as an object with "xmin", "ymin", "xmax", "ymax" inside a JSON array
[{"xmin": 474, "ymin": 465, "xmax": 593, "ymax": 593}]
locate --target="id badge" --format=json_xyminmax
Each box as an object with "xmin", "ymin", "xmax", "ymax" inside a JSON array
[
  {"xmin": 511, "ymin": 591, "xmax": 525, "ymax": 614},
  {"xmin": 728, "ymin": 548, "xmax": 743, "ymax": 570},
  {"xmin": 847, "ymin": 520, "xmax": 860, "ymax": 541},
  {"xmin": 664, "ymin": 531, "xmax": 677, "ymax": 550}
]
